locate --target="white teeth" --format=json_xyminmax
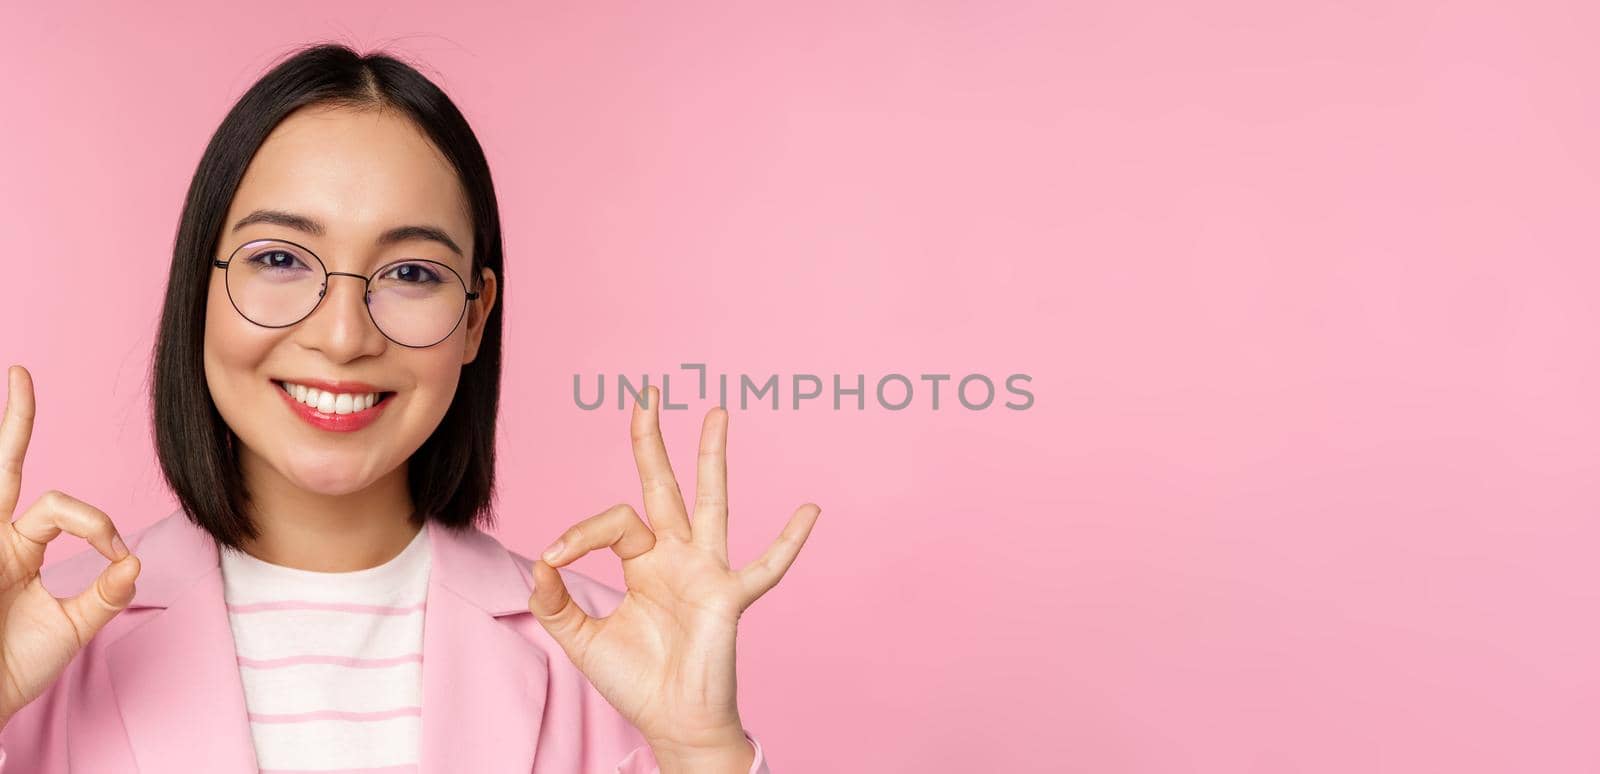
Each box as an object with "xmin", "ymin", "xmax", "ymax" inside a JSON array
[{"xmin": 278, "ymin": 381, "xmax": 382, "ymax": 414}]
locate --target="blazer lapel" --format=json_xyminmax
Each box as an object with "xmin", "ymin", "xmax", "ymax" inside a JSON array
[
  {"xmin": 106, "ymin": 512, "xmax": 260, "ymax": 773},
  {"xmin": 104, "ymin": 511, "xmax": 552, "ymax": 774},
  {"xmin": 418, "ymin": 519, "xmax": 551, "ymax": 773}
]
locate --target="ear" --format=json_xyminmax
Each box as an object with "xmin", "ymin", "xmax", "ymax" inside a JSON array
[{"xmin": 461, "ymin": 266, "xmax": 498, "ymax": 365}]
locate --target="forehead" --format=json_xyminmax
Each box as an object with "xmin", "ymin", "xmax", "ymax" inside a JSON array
[{"xmin": 224, "ymin": 105, "xmax": 473, "ymax": 256}]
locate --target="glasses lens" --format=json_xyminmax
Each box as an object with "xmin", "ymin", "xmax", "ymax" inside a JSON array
[
  {"xmin": 224, "ymin": 241, "xmax": 324, "ymax": 327},
  {"xmin": 368, "ymin": 260, "xmax": 470, "ymax": 347}
]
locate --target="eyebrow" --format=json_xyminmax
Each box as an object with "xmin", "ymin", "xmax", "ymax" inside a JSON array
[{"xmin": 230, "ymin": 209, "xmax": 464, "ymax": 257}]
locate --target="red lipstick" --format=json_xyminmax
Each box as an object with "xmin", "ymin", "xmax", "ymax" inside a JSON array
[
  {"xmin": 273, "ymin": 380, "xmax": 393, "ymax": 433},
  {"xmin": 276, "ymin": 377, "xmax": 387, "ymax": 394}
]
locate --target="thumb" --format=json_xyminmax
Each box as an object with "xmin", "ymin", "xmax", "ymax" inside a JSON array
[
  {"xmin": 61, "ymin": 554, "xmax": 140, "ymax": 645},
  {"xmin": 527, "ymin": 559, "xmax": 595, "ymax": 657}
]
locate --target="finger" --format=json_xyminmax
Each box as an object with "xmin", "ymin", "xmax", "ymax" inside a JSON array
[
  {"xmin": 0, "ymin": 365, "xmax": 37, "ymax": 517},
  {"xmin": 538, "ymin": 503, "xmax": 657, "ymax": 568},
  {"xmin": 631, "ymin": 385, "xmax": 690, "ymax": 539},
  {"xmin": 528, "ymin": 559, "xmax": 601, "ymax": 661},
  {"xmin": 59, "ymin": 553, "xmax": 140, "ymax": 646},
  {"xmin": 12, "ymin": 490, "xmax": 131, "ymax": 565},
  {"xmin": 691, "ymin": 406, "xmax": 730, "ymax": 558},
  {"xmin": 737, "ymin": 503, "xmax": 822, "ymax": 603}
]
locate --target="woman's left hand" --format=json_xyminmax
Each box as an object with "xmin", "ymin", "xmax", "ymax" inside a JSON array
[{"xmin": 528, "ymin": 386, "xmax": 820, "ymax": 772}]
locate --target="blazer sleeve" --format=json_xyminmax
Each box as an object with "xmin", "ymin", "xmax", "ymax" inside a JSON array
[
  {"xmin": 0, "ymin": 667, "xmax": 72, "ymax": 774},
  {"xmin": 613, "ymin": 730, "xmax": 771, "ymax": 774}
]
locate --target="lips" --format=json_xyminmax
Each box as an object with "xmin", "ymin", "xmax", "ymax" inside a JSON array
[
  {"xmin": 273, "ymin": 376, "xmax": 389, "ymax": 395},
  {"xmin": 272, "ymin": 379, "xmax": 395, "ymax": 432}
]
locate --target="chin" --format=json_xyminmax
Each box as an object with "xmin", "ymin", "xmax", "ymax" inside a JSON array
[{"xmin": 278, "ymin": 455, "xmax": 385, "ymax": 497}]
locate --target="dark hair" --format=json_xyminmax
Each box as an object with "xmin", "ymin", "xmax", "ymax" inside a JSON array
[{"xmin": 152, "ymin": 42, "xmax": 503, "ymax": 550}]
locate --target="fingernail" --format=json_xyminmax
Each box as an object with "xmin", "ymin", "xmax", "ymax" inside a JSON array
[
  {"xmin": 541, "ymin": 540, "xmax": 564, "ymax": 563},
  {"xmin": 111, "ymin": 535, "xmax": 129, "ymax": 559}
]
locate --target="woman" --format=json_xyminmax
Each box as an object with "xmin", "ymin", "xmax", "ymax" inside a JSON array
[{"xmin": 0, "ymin": 43, "xmax": 818, "ymax": 773}]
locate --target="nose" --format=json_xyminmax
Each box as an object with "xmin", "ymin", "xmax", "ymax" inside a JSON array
[{"xmin": 296, "ymin": 271, "xmax": 388, "ymax": 362}]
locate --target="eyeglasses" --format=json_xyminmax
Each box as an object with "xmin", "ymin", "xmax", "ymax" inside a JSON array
[{"xmin": 212, "ymin": 238, "xmax": 480, "ymax": 348}]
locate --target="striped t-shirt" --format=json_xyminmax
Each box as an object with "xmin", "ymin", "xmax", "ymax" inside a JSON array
[{"xmin": 220, "ymin": 526, "xmax": 430, "ymax": 774}]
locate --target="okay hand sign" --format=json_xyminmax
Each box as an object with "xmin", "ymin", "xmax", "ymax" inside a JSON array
[
  {"xmin": 527, "ymin": 386, "xmax": 820, "ymax": 771},
  {"xmin": 0, "ymin": 366, "xmax": 141, "ymax": 730}
]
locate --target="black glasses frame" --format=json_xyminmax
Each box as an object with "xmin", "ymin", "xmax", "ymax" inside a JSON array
[{"xmin": 212, "ymin": 237, "xmax": 481, "ymax": 349}]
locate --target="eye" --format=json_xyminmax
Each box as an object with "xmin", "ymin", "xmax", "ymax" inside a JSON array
[
  {"xmin": 244, "ymin": 248, "xmax": 309, "ymax": 272},
  {"xmin": 382, "ymin": 261, "xmax": 443, "ymax": 284}
]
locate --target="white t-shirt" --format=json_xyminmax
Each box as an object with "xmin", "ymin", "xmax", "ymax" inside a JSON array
[{"xmin": 219, "ymin": 526, "xmax": 430, "ymax": 773}]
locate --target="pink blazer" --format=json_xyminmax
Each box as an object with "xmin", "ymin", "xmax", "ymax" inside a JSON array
[{"xmin": 0, "ymin": 510, "xmax": 770, "ymax": 773}]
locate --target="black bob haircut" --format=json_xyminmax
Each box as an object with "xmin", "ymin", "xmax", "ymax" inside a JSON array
[{"xmin": 152, "ymin": 42, "xmax": 503, "ymax": 551}]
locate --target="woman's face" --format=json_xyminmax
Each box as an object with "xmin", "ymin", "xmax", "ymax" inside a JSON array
[{"xmin": 203, "ymin": 104, "xmax": 497, "ymax": 498}]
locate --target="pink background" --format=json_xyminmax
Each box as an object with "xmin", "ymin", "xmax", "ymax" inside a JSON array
[{"xmin": 3, "ymin": 2, "xmax": 1598, "ymax": 771}]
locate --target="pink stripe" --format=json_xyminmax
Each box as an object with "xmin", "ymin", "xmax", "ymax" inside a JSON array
[
  {"xmin": 261, "ymin": 768, "xmax": 418, "ymax": 774},
  {"xmin": 259, "ymin": 764, "xmax": 419, "ymax": 770},
  {"xmin": 249, "ymin": 707, "xmax": 422, "ymax": 724},
  {"xmin": 226, "ymin": 600, "xmax": 425, "ymax": 615},
  {"xmin": 238, "ymin": 653, "xmax": 423, "ymax": 669}
]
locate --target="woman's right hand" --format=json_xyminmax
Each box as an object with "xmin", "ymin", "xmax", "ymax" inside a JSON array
[{"xmin": 0, "ymin": 365, "xmax": 140, "ymax": 730}]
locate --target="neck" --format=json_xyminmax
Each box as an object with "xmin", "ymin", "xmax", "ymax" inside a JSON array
[{"xmin": 235, "ymin": 449, "xmax": 421, "ymax": 572}]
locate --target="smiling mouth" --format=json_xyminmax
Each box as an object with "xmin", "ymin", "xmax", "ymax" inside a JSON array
[{"xmin": 273, "ymin": 380, "xmax": 396, "ymax": 415}]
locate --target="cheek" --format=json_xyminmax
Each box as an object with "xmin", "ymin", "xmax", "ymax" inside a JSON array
[
  {"xmin": 202, "ymin": 280, "xmax": 278, "ymax": 411},
  {"xmin": 404, "ymin": 351, "xmax": 466, "ymax": 423}
]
